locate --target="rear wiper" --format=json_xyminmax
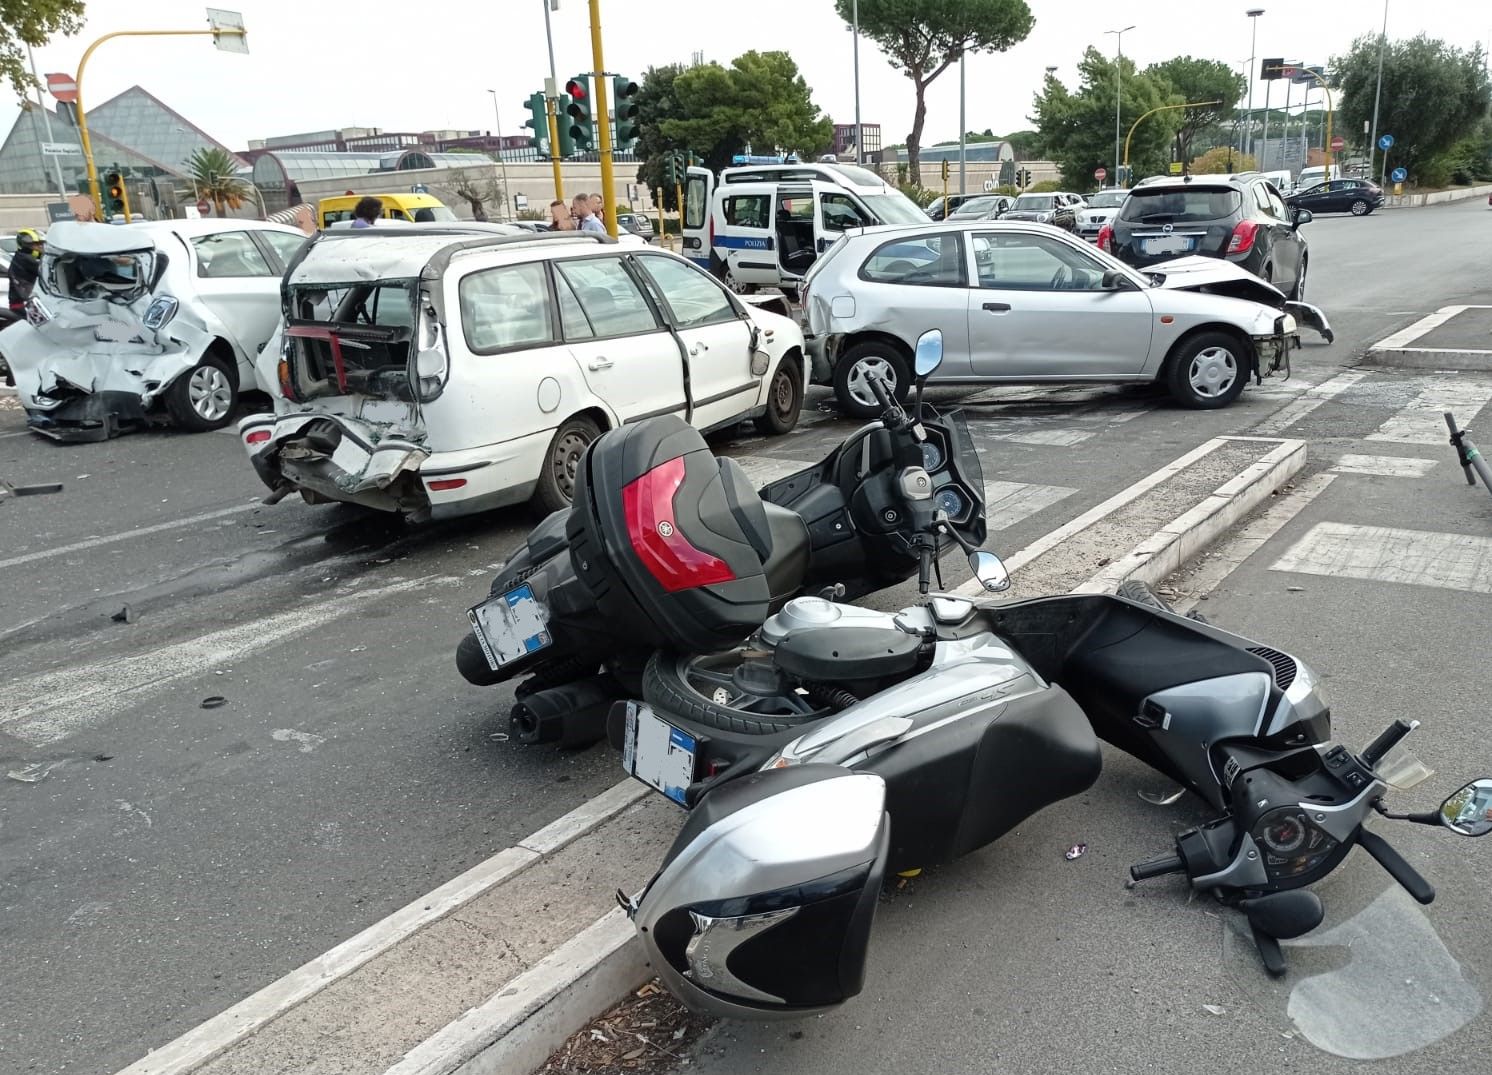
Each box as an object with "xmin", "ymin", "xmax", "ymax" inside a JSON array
[{"xmin": 1138, "ymin": 213, "xmax": 1177, "ymax": 223}]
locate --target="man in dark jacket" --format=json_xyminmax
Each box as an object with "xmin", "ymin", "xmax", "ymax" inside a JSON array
[{"xmin": 7, "ymin": 228, "xmax": 42, "ymax": 311}]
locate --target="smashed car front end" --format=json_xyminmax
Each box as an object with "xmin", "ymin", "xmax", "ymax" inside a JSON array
[{"xmin": 1149, "ymin": 256, "xmax": 1306, "ymax": 380}]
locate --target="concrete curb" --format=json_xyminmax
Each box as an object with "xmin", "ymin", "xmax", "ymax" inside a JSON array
[
  {"xmin": 1364, "ymin": 305, "xmax": 1492, "ymax": 372},
  {"xmin": 400, "ymin": 435, "xmax": 1310, "ymax": 1075}
]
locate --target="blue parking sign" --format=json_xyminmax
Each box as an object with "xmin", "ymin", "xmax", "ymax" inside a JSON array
[
  {"xmin": 1378, "ymin": 134, "xmax": 1394, "ymax": 150},
  {"xmin": 1391, "ymin": 167, "xmax": 1407, "ymax": 183}
]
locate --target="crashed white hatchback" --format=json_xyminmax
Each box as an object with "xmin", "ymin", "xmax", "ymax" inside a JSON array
[{"xmin": 0, "ymin": 219, "xmax": 309, "ymax": 441}]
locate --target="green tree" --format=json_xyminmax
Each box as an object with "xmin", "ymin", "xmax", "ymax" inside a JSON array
[
  {"xmin": 1000, "ymin": 129, "xmax": 1045, "ymax": 158},
  {"xmin": 634, "ymin": 63, "xmax": 688, "ymax": 207},
  {"xmin": 187, "ymin": 147, "xmax": 249, "ymax": 217},
  {"xmin": 1, "ymin": 0, "xmax": 84, "ymax": 101},
  {"xmin": 1331, "ymin": 34, "xmax": 1491, "ymax": 180},
  {"xmin": 1032, "ymin": 48, "xmax": 1177, "ymax": 189},
  {"xmin": 1145, "ymin": 56, "xmax": 1243, "ymax": 165},
  {"xmin": 836, "ymin": 0, "xmax": 1034, "ymax": 175}
]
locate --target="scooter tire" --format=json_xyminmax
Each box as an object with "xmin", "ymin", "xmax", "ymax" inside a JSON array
[
  {"xmin": 642, "ymin": 651, "xmax": 817, "ymax": 736},
  {"xmin": 1116, "ymin": 579, "xmax": 1174, "ymax": 613}
]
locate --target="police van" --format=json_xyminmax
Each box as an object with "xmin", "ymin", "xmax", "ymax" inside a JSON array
[{"xmin": 681, "ymin": 158, "xmax": 928, "ymax": 294}]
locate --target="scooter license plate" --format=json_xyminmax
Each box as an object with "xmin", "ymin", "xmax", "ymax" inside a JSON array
[
  {"xmin": 621, "ymin": 701, "xmax": 697, "ymax": 808},
  {"xmin": 467, "ymin": 583, "xmax": 552, "ymax": 670}
]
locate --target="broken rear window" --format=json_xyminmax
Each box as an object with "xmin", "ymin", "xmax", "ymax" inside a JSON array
[
  {"xmin": 283, "ymin": 280, "xmax": 418, "ymax": 401},
  {"xmin": 40, "ymin": 250, "xmax": 156, "ymax": 304}
]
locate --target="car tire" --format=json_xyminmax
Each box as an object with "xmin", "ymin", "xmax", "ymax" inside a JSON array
[
  {"xmin": 165, "ymin": 350, "xmax": 238, "ymax": 432},
  {"xmin": 1289, "ymin": 256, "xmax": 1308, "ymax": 301},
  {"xmin": 754, "ymin": 358, "xmax": 802, "ymax": 436},
  {"xmin": 833, "ymin": 340, "xmax": 910, "ymax": 420},
  {"xmin": 533, "ymin": 414, "xmax": 601, "ymax": 515},
  {"xmin": 1350, "ymin": 199, "xmax": 1371, "ymax": 216},
  {"xmin": 1165, "ymin": 331, "xmax": 1247, "ymax": 410}
]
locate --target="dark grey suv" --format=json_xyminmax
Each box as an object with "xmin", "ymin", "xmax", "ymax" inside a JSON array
[{"xmin": 1099, "ymin": 173, "xmax": 1311, "ymax": 299}]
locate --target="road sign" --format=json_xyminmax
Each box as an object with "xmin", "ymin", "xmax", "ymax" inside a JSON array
[
  {"xmin": 196, "ymin": 198, "xmax": 211, "ymax": 215},
  {"xmin": 1391, "ymin": 167, "xmax": 1407, "ymax": 183},
  {"xmin": 1094, "ymin": 167, "xmax": 1107, "ymax": 182},
  {"xmin": 46, "ymin": 202, "xmax": 75, "ymax": 223},
  {"xmin": 45, "ymin": 72, "xmax": 77, "ymax": 103},
  {"xmin": 206, "ymin": 8, "xmax": 249, "ymax": 54},
  {"xmin": 41, "ymin": 141, "xmax": 81, "ymax": 156},
  {"xmin": 1329, "ymin": 135, "xmax": 1345, "ymax": 152},
  {"xmin": 1378, "ymin": 133, "xmax": 1394, "ymax": 150},
  {"xmin": 1169, "ymin": 162, "xmax": 1183, "ymax": 175}
]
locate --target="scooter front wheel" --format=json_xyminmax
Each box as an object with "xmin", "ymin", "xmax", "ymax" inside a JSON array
[{"xmin": 642, "ymin": 650, "xmax": 832, "ymax": 736}]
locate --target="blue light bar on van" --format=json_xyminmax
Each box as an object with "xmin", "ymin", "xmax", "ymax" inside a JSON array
[{"xmin": 730, "ymin": 154, "xmax": 802, "ymax": 165}]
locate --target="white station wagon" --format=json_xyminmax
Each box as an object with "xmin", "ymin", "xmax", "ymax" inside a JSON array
[{"xmin": 241, "ymin": 226, "xmax": 806, "ymax": 519}]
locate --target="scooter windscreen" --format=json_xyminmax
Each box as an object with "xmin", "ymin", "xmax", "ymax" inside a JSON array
[{"xmin": 627, "ymin": 765, "xmax": 890, "ymax": 1019}]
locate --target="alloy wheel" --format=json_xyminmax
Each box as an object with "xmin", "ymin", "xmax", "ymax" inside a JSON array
[
  {"xmin": 188, "ymin": 365, "xmax": 233, "ymax": 421},
  {"xmin": 845, "ymin": 355, "xmax": 897, "ymax": 409}
]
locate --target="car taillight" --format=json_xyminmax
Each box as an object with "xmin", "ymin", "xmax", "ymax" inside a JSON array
[
  {"xmin": 245, "ymin": 428, "xmax": 271, "ymax": 445},
  {"xmin": 1227, "ymin": 220, "xmax": 1259, "ymax": 255},
  {"xmin": 1096, "ymin": 224, "xmax": 1114, "ymax": 252},
  {"xmin": 428, "ymin": 478, "xmax": 467, "ymax": 491},
  {"xmin": 621, "ymin": 456, "xmax": 736, "ymax": 593},
  {"xmin": 277, "ymin": 358, "xmax": 297, "ymax": 402}
]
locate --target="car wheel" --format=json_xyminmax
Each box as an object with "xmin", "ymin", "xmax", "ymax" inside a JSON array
[
  {"xmin": 754, "ymin": 358, "xmax": 802, "ymax": 436},
  {"xmin": 533, "ymin": 414, "xmax": 601, "ymax": 514},
  {"xmin": 1350, "ymin": 199, "xmax": 1371, "ymax": 216},
  {"xmin": 1289, "ymin": 256, "xmax": 1308, "ymax": 301},
  {"xmin": 833, "ymin": 341, "xmax": 909, "ymax": 420},
  {"xmin": 165, "ymin": 351, "xmax": 238, "ymax": 432},
  {"xmin": 1166, "ymin": 332, "xmax": 1247, "ymax": 410}
]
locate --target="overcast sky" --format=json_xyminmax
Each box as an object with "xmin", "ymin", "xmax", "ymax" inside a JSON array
[{"xmin": 6, "ymin": 0, "xmax": 1488, "ymax": 153}]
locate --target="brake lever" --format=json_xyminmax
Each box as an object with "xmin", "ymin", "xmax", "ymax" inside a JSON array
[{"xmin": 1357, "ymin": 828, "xmax": 1436, "ymax": 905}]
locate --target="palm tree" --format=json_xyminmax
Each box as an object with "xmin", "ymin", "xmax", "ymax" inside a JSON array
[{"xmin": 187, "ymin": 147, "xmax": 249, "ymax": 217}]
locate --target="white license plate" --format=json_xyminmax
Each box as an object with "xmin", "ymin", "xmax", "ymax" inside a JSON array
[
  {"xmin": 621, "ymin": 701, "xmax": 697, "ymax": 807},
  {"xmin": 1143, "ymin": 235, "xmax": 1196, "ymax": 255},
  {"xmin": 467, "ymin": 583, "xmax": 552, "ymax": 670}
]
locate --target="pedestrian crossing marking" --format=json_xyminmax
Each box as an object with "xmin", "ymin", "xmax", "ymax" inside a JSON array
[
  {"xmin": 983, "ymin": 481, "xmax": 1076, "ymax": 530},
  {"xmin": 1330, "ymin": 454, "xmax": 1438, "ymax": 478},
  {"xmin": 1271, "ymin": 522, "xmax": 1492, "ymax": 595},
  {"xmin": 1366, "ymin": 380, "xmax": 1492, "ymax": 445}
]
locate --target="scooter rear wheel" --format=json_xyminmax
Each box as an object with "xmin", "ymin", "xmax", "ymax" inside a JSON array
[{"xmin": 642, "ymin": 650, "xmax": 831, "ymax": 735}]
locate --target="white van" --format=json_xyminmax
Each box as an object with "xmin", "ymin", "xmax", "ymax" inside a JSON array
[
  {"xmin": 1294, "ymin": 165, "xmax": 1342, "ymax": 189},
  {"xmin": 681, "ymin": 163, "xmax": 929, "ymax": 293}
]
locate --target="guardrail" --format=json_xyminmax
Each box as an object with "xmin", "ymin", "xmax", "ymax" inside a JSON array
[{"xmin": 1384, "ymin": 182, "xmax": 1492, "ymax": 208}]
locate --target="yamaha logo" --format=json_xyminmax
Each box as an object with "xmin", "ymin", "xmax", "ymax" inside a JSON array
[{"xmin": 656, "ymin": 521, "xmax": 674, "ymax": 537}]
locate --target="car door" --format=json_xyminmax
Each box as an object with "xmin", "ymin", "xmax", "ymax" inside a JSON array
[
  {"xmin": 816, "ymin": 185, "xmax": 871, "ymax": 257},
  {"xmin": 549, "ymin": 254, "xmax": 687, "ymax": 423},
  {"xmin": 632, "ymin": 253, "xmax": 759, "ymax": 430},
  {"xmin": 252, "ymin": 228, "xmax": 309, "ymax": 274},
  {"xmin": 965, "ymin": 230, "xmax": 1154, "ymax": 378},
  {"xmin": 188, "ymin": 229, "xmax": 284, "ymax": 372},
  {"xmin": 718, "ymin": 188, "xmax": 777, "ymax": 288},
  {"xmin": 855, "ymin": 231, "xmax": 974, "ymax": 377},
  {"xmin": 1324, "ymin": 181, "xmax": 1357, "ymax": 212},
  {"xmin": 1255, "ymin": 182, "xmax": 1302, "ymax": 293}
]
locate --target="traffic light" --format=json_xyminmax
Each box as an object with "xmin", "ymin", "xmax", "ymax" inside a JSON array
[
  {"xmin": 612, "ymin": 76, "xmax": 640, "ymax": 151},
  {"xmin": 554, "ymin": 93, "xmax": 577, "ymax": 158},
  {"xmin": 103, "ymin": 170, "xmax": 126, "ymax": 216},
  {"xmin": 565, "ymin": 75, "xmax": 594, "ymax": 151},
  {"xmin": 940, "ymin": 159, "xmax": 950, "ymax": 182},
  {"xmin": 663, "ymin": 151, "xmax": 679, "ymax": 186},
  {"xmin": 522, "ymin": 92, "xmax": 548, "ymax": 154}
]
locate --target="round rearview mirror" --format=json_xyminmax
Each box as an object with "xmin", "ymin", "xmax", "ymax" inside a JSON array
[
  {"xmin": 1440, "ymin": 777, "xmax": 1492, "ymax": 837},
  {"xmin": 969, "ymin": 550, "xmax": 1011, "ymax": 593},
  {"xmin": 914, "ymin": 330, "xmax": 944, "ymax": 377}
]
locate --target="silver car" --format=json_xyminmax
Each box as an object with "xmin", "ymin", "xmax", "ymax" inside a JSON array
[
  {"xmin": 800, "ymin": 221, "xmax": 1301, "ymax": 416},
  {"xmin": 1076, "ymin": 188, "xmax": 1129, "ymax": 240}
]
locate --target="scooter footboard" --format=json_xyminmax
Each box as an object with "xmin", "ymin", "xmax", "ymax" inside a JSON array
[{"xmin": 865, "ymin": 683, "xmax": 1101, "ymax": 872}]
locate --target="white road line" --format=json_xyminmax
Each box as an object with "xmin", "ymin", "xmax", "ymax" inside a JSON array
[
  {"xmin": 1271, "ymin": 522, "xmax": 1492, "ymax": 595},
  {"xmin": 983, "ymin": 480, "xmax": 1075, "ymax": 530},
  {"xmin": 1370, "ymin": 305, "xmax": 1484, "ymax": 352},
  {"xmin": 1251, "ymin": 370, "xmax": 1372, "ymax": 435},
  {"xmin": 1366, "ymin": 379, "xmax": 1492, "ymax": 445},
  {"xmin": 1331, "ymin": 454, "xmax": 1439, "ymax": 478},
  {"xmin": 2, "ymin": 576, "xmax": 442, "ymax": 746},
  {"xmin": 0, "ymin": 502, "xmax": 259, "ymax": 571},
  {"xmin": 0, "ymin": 429, "xmax": 32, "ymax": 439},
  {"xmin": 984, "ymin": 427, "xmax": 1094, "ymax": 446}
]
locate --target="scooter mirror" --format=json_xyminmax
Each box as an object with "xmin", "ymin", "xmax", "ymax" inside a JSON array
[
  {"xmin": 1439, "ymin": 777, "xmax": 1492, "ymax": 837},
  {"xmin": 969, "ymin": 550, "xmax": 1011, "ymax": 593},
  {"xmin": 913, "ymin": 330, "xmax": 944, "ymax": 377}
]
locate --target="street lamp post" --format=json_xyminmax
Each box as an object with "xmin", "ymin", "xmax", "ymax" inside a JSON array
[
  {"xmin": 542, "ymin": 0, "xmax": 565, "ymax": 202},
  {"xmin": 1368, "ymin": 0, "xmax": 1389, "ymax": 183},
  {"xmin": 1245, "ymin": 9, "xmax": 1265, "ymax": 158},
  {"xmin": 852, "ymin": 0, "xmax": 862, "ymax": 165},
  {"xmin": 487, "ymin": 89, "xmax": 514, "ymax": 220},
  {"xmin": 1105, "ymin": 26, "xmax": 1135, "ymax": 185},
  {"xmin": 958, "ymin": 52, "xmax": 966, "ymax": 194}
]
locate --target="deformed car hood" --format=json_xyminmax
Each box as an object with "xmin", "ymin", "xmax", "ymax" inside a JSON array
[
  {"xmin": 40, "ymin": 220, "xmax": 157, "ymax": 256},
  {"xmin": 1146, "ymin": 255, "xmax": 1286, "ymax": 302}
]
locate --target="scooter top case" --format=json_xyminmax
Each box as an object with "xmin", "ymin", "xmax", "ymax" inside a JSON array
[
  {"xmin": 567, "ymin": 415, "xmax": 809, "ymax": 653},
  {"xmin": 628, "ymin": 764, "xmax": 890, "ymax": 1020}
]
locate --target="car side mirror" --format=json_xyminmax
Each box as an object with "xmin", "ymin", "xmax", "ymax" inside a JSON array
[
  {"xmin": 1439, "ymin": 778, "xmax": 1492, "ymax": 837},
  {"xmin": 1100, "ymin": 269, "xmax": 1132, "ymax": 291},
  {"xmin": 1292, "ymin": 209, "xmax": 1313, "ymax": 228}
]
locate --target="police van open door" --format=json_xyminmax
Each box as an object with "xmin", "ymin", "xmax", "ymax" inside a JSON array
[
  {"xmin": 681, "ymin": 166, "xmax": 714, "ymax": 272},
  {"xmin": 775, "ymin": 182, "xmax": 872, "ymax": 288}
]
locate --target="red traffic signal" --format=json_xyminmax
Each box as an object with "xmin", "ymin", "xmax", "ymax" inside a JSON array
[{"xmin": 565, "ymin": 77, "xmax": 587, "ymax": 100}]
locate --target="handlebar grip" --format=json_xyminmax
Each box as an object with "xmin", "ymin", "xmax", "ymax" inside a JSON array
[
  {"xmin": 1357, "ymin": 828, "xmax": 1435, "ymax": 905},
  {"xmin": 865, "ymin": 370, "xmax": 895, "ymax": 411},
  {"xmin": 1360, "ymin": 718, "xmax": 1417, "ymax": 769},
  {"xmin": 1130, "ymin": 854, "xmax": 1186, "ymax": 881}
]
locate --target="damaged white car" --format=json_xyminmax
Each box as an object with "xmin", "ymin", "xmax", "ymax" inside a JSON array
[
  {"xmin": 240, "ymin": 225, "xmax": 807, "ymax": 520},
  {"xmin": 0, "ymin": 219, "xmax": 309, "ymax": 441},
  {"xmin": 801, "ymin": 221, "xmax": 1328, "ymax": 416}
]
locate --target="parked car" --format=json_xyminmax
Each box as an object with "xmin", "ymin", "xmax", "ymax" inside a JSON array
[
  {"xmin": 925, "ymin": 193, "xmax": 981, "ymax": 220},
  {"xmin": 241, "ymin": 226, "xmax": 807, "ymax": 519},
  {"xmin": 999, "ymin": 192, "xmax": 1078, "ymax": 231},
  {"xmin": 615, "ymin": 211, "xmax": 655, "ymax": 238},
  {"xmin": 799, "ymin": 221, "xmax": 1301, "ymax": 415},
  {"xmin": 1287, "ymin": 178, "xmax": 1384, "ymax": 216},
  {"xmin": 1, "ymin": 219, "xmax": 309, "ymax": 442},
  {"xmin": 1076, "ymin": 188, "xmax": 1129, "ymax": 241},
  {"xmin": 946, "ymin": 195, "xmax": 1015, "ymax": 221},
  {"xmin": 1099, "ymin": 173, "xmax": 1311, "ymax": 300}
]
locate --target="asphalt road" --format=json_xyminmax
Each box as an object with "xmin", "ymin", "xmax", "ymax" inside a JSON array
[{"xmin": 1, "ymin": 198, "xmax": 1488, "ymax": 1075}]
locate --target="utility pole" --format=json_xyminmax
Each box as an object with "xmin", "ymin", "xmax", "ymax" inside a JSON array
[
  {"xmin": 543, "ymin": 0, "xmax": 565, "ymax": 202},
  {"xmin": 26, "ymin": 44, "xmax": 69, "ymax": 200},
  {"xmin": 958, "ymin": 52, "xmax": 966, "ymax": 194},
  {"xmin": 852, "ymin": 0, "xmax": 862, "ymax": 165},
  {"xmin": 1368, "ymin": 0, "xmax": 1389, "ymax": 182},
  {"xmin": 487, "ymin": 91, "xmax": 513, "ymax": 220},
  {"xmin": 586, "ymin": 0, "xmax": 618, "ymax": 238},
  {"xmin": 1106, "ymin": 26, "xmax": 1135, "ymax": 185},
  {"xmin": 1245, "ymin": 10, "xmax": 1265, "ymax": 158}
]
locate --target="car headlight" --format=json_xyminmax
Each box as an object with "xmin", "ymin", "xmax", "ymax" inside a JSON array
[
  {"xmin": 1038, "ymin": 213, "xmax": 1051, "ymax": 222},
  {"xmin": 1280, "ymin": 314, "xmax": 1298, "ymax": 334},
  {"xmin": 142, "ymin": 296, "xmax": 179, "ymax": 330},
  {"xmin": 24, "ymin": 295, "xmax": 52, "ymax": 325}
]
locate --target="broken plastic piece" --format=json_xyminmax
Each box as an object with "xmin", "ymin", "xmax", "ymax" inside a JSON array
[
  {"xmin": 1065, "ymin": 843, "xmax": 1087, "ymax": 860},
  {"xmin": 1202, "ymin": 1004, "xmax": 1226, "ymax": 1016},
  {"xmin": 1138, "ymin": 786, "xmax": 1188, "ymax": 806},
  {"xmin": 111, "ymin": 604, "xmax": 135, "ymax": 624},
  {"xmin": 200, "ymin": 696, "xmax": 227, "ymax": 709}
]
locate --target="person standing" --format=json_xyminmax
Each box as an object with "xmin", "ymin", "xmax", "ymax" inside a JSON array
[
  {"xmin": 573, "ymin": 193, "xmax": 605, "ymax": 233},
  {"xmin": 588, "ymin": 192, "xmax": 605, "ymax": 229},
  {"xmin": 350, "ymin": 196, "xmax": 383, "ymax": 228},
  {"xmin": 7, "ymin": 229, "xmax": 42, "ymax": 312},
  {"xmin": 548, "ymin": 200, "xmax": 575, "ymax": 230}
]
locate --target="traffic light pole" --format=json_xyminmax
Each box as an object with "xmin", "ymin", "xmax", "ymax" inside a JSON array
[
  {"xmin": 587, "ymin": 0, "xmax": 619, "ymax": 239},
  {"xmin": 73, "ymin": 28, "xmax": 246, "ymax": 221},
  {"xmin": 545, "ymin": 99, "xmax": 565, "ymax": 203}
]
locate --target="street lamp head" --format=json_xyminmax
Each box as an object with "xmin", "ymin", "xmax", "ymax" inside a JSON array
[
  {"xmin": 1105, "ymin": 24, "xmax": 1136, "ymax": 35},
  {"xmin": 1246, "ymin": 8, "xmax": 1265, "ymax": 16}
]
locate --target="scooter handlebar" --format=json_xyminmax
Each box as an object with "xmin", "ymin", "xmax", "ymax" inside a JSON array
[
  {"xmin": 1130, "ymin": 854, "xmax": 1186, "ymax": 881},
  {"xmin": 1357, "ymin": 828, "xmax": 1435, "ymax": 905}
]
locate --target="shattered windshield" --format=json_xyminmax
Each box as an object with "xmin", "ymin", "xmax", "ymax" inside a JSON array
[
  {"xmin": 284, "ymin": 279, "xmax": 419, "ymax": 401},
  {"xmin": 41, "ymin": 250, "xmax": 155, "ymax": 304}
]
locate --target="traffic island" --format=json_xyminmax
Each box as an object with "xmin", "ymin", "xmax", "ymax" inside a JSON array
[{"xmin": 1367, "ymin": 305, "xmax": 1492, "ymax": 371}]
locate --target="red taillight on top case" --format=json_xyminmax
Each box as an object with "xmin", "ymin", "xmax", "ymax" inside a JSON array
[
  {"xmin": 621, "ymin": 456, "xmax": 736, "ymax": 593},
  {"xmin": 1096, "ymin": 224, "xmax": 1114, "ymax": 252},
  {"xmin": 1227, "ymin": 219, "xmax": 1259, "ymax": 255}
]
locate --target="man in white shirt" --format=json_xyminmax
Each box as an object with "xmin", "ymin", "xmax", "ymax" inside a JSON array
[{"xmin": 573, "ymin": 193, "xmax": 605, "ymax": 233}]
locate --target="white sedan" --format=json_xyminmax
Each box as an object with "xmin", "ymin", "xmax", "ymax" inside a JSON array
[
  {"xmin": 1, "ymin": 218, "xmax": 308, "ymax": 442},
  {"xmin": 801, "ymin": 220, "xmax": 1308, "ymax": 416}
]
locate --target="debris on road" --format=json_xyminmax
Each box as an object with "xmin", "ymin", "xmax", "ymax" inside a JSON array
[
  {"xmin": 537, "ymin": 977, "xmax": 713, "ymax": 1073},
  {"xmin": 1065, "ymin": 843, "xmax": 1088, "ymax": 860},
  {"xmin": 1202, "ymin": 1004, "xmax": 1226, "ymax": 1016},
  {"xmin": 200, "ymin": 696, "xmax": 227, "ymax": 709},
  {"xmin": 8, "ymin": 761, "xmax": 64, "ymax": 783},
  {"xmin": 111, "ymin": 604, "xmax": 136, "ymax": 624}
]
